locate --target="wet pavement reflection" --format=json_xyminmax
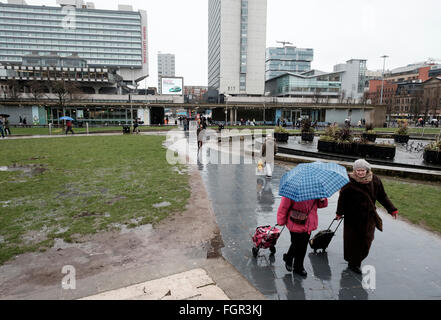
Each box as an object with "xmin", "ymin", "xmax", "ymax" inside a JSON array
[
  {"xmin": 166, "ymin": 130, "xmax": 441, "ymax": 299},
  {"xmin": 195, "ymin": 146, "xmax": 441, "ymax": 300}
]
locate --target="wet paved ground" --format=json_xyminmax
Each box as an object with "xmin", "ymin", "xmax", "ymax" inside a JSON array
[{"xmin": 193, "ymin": 147, "xmax": 441, "ymax": 300}]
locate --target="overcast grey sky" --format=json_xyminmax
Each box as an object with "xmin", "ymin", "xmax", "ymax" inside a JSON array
[{"xmin": 25, "ymin": 0, "xmax": 441, "ymax": 88}]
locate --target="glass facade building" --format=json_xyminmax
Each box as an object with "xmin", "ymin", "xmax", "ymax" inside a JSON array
[
  {"xmin": 265, "ymin": 72, "xmax": 343, "ymax": 97},
  {"xmin": 265, "ymin": 46, "xmax": 313, "ymax": 81},
  {"xmin": 0, "ymin": 1, "xmax": 148, "ymax": 83}
]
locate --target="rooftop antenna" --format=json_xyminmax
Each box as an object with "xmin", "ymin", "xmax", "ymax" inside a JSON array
[{"xmin": 427, "ymin": 57, "xmax": 441, "ymax": 64}]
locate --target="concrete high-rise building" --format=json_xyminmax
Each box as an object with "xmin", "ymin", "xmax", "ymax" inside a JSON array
[
  {"xmin": 265, "ymin": 45, "xmax": 313, "ymax": 81},
  {"xmin": 0, "ymin": 0, "xmax": 148, "ymax": 86},
  {"xmin": 208, "ymin": 0, "xmax": 267, "ymax": 99},
  {"xmin": 157, "ymin": 52, "xmax": 175, "ymax": 94}
]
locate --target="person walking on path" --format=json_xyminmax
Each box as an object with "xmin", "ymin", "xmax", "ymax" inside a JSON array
[
  {"xmin": 277, "ymin": 197, "xmax": 328, "ymax": 277},
  {"xmin": 197, "ymin": 124, "xmax": 204, "ymax": 151},
  {"xmin": 335, "ymin": 159, "xmax": 398, "ymax": 274},
  {"xmin": 4, "ymin": 117, "xmax": 11, "ymax": 136},
  {"xmin": 0, "ymin": 117, "xmax": 5, "ymax": 139},
  {"xmin": 133, "ymin": 118, "xmax": 139, "ymax": 134},
  {"xmin": 261, "ymin": 135, "xmax": 278, "ymax": 177},
  {"xmin": 65, "ymin": 120, "xmax": 74, "ymax": 135}
]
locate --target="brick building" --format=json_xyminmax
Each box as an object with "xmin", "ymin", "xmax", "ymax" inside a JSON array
[{"xmin": 422, "ymin": 77, "xmax": 441, "ymax": 119}]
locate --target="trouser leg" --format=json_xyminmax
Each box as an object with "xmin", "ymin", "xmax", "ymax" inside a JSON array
[
  {"xmin": 286, "ymin": 232, "xmax": 310, "ymax": 268},
  {"xmin": 293, "ymin": 232, "xmax": 310, "ymax": 270}
]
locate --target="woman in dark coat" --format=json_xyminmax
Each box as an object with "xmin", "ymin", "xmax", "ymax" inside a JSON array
[{"xmin": 336, "ymin": 159, "xmax": 398, "ymax": 274}]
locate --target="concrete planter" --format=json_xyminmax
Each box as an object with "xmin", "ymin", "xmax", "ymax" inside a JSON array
[
  {"xmin": 362, "ymin": 133, "xmax": 377, "ymax": 142},
  {"xmin": 423, "ymin": 149, "xmax": 441, "ymax": 164},
  {"xmin": 274, "ymin": 132, "xmax": 289, "ymax": 142},
  {"xmin": 394, "ymin": 135, "xmax": 410, "ymax": 143},
  {"xmin": 301, "ymin": 132, "xmax": 315, "ymax": 142},
  {"xmin": 318, "ymin": 140, "xmax": 396, "ymax": 159}
]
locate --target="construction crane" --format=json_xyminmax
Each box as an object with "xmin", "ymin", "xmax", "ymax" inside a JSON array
[{"xmin": 276, "ymin": 41, "xmax": 293, "ymax": 47}]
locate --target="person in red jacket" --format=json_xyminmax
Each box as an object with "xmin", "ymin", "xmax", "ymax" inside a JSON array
[
  {"xmin": 277, "ymin": 197, "xmax": 328, "ymax": 277},
  {"xmin": 65, "ymin": 120, "xmax": 74, "ymax": 135}
]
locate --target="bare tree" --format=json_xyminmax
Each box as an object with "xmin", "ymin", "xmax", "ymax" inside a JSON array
[
  {"xmin": 5, "ymin": 79, "xmax": 22, "ymax": 100},
  {"xmin": 386, "ymin": 97, "xmax": 394, "ymax": 127},
  {"xmin": 410, "ymin": 89, "xmax": 423, "ymax": 123},
  {"xmin": 433, "ymin": 86, "xmax": 441, "ymax": 121},
  {"xmin": 28, "ymin": 80, "xmax": 46, "ymax": 102},
  {"xmin": 339, "ymin": 90, "xmax": 346, "ymax": 104},
  {"xmin": 312, "ymin": 88, "xmax": 322, "ymax": 104},
  {"xmin": 360, "ymin": 91, "xmax": 370, "ymax": 105},
  {"xmin": 49, "ymin": 80, "xmax": 82, "ymax": 112}
]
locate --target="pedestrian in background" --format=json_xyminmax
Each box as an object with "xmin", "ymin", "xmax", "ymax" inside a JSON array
[
  {"xmin": 65, "ymin": 119, "xmax": 74, "ymax": 135},
  {"xmin": 336, "ymin": 159, "xmax": 398, "ymax": 274},
  {"xmin": 4, "ymin": 117, "xmax": 11, "ymax": 136},
  {"xmin": 197, "ymin": 123, "xmax": 204, "ymax": 151},
  {"xmin": 0, "ymin": 117, "xmax": 5, "ymax": 138},
  {"xmin": 261, "ymin": 135, "xmax": 277, "ymax": 177},
  {"xmin": 133, "ymin": 118, "xmax": 139, "ymax": 134}
]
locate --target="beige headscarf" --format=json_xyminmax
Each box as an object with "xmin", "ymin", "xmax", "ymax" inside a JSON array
[{"xmin": 349, "ymin": 159, "xmax": 373, "ymax": 184}]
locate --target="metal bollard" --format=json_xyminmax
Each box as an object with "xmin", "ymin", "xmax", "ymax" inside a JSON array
[
  {"xmin": 49, "ymin": 123, "xmax": 52, "ymax": 135},
  {"xmin": 86, "ymin": 122, "xmax": 89, "ymax": 135}
]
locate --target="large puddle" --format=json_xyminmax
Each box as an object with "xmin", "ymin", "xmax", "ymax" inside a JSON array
[{"xmin": 0, "ymin": 164, "xmax": 47, "ymax": 175}]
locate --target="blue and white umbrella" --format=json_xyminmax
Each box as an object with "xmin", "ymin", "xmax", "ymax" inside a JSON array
[
  {"xmin": 279, "ymin": 162, "xmax": 349, "ymax": 202},
  {"xmin": 59, "ymin": 116, "xmax": 74, "ymax": 121}
]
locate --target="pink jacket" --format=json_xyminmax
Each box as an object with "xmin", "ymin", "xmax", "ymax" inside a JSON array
[{"xmin": 277, "ymin": 197, "xmax": 328, "ymax": 234}]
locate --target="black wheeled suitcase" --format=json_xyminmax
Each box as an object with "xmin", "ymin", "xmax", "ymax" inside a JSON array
[{"xmin": 309, "ymin": 218, "xmax": 343, "ymax": 253}]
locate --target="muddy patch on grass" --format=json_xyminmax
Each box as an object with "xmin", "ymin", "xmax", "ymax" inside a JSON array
[
  {"xmin": 0, "ymin": 164, "xmax": 47, "ymax": 177},
  {"xmin": 22, "ymin": 229, "xmax": 48, "ymax": 245},
  {"xmin": 74, "ymin": 211, "xmax": 104, "ymax": 219},
  {"xmin": 105, "ymin": 196, "xmax": 127, "ymax": 205},
  {"xmin": 0, "ymin": 166, "xmax": 224, "ymax": 298}
]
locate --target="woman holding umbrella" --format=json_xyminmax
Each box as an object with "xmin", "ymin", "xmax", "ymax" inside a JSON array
[
  {"xmin": 277, "ymin": 162, "xmax": 349, "ymax": 277},
  {"xmin": 335, "ymin": 159, "xmax": 398, "ymax": 274},
  {"xmin": 277, "ymin": 196, "xmax": 328, "ymax": 276}
]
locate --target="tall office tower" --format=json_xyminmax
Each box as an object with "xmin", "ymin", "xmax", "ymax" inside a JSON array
[
  {"xmin": 157, "ymin": 52, "xmax": 175, "ymax": 94},
  {"xmin": 265, "ymin": 45, "xmax": 313, "ymax": 81},
  {"xmin": 0, "ymin": 0, "xmax": 148, "ymax": 86},
  {"xmin": 208, "ymin": 0, "xmax": 267, "ymax": 98}
]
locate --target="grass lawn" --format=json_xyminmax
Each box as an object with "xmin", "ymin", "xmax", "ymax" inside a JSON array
[
  {"xmin": 0, "ymin": 135, "xmax": 190, "ymax": 264},
  {"xmin": 7, "ymin": 126, "xmax": 178, "ymax": 136},
  {"xmin": 381, "ymin": 178, "xmax": 441, "ymax": 234}
]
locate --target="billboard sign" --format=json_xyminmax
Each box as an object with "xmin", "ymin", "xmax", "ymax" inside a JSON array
[{"xmin": 161, "ymin": 77, "xmax": 183, "ymax": 95}]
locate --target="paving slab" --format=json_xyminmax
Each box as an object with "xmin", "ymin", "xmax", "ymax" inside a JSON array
[{"xmin": 80, "ymin": 268, "xmax": 229, "ymax": 300}]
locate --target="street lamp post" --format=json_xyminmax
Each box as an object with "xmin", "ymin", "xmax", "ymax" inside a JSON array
[
  {"xmin": 380, "ymin": 55, "xmax": 389, "ymax": 105},
  {"xmin": 130, "ymin": 90, "xmax": 133, "ymax": 128}
]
